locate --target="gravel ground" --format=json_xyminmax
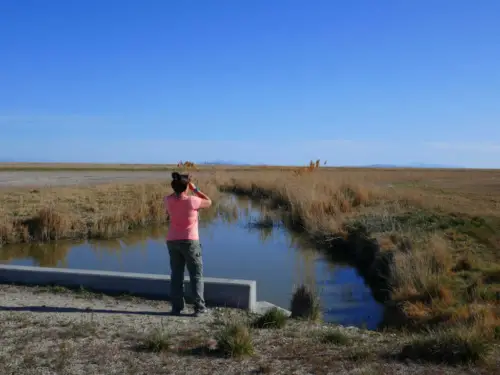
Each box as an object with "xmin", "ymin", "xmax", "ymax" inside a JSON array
[
  {"xmin": 0, "ymin": 171, "xmax": 174, "ymax": 187},
  {"xmin": 0, "ymin": 285, "xmax": 492, "ymax": 375}
]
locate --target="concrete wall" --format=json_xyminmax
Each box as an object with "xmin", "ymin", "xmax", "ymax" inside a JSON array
[{"xmin": 0, "ymin": 264, "xmax": 257, "ymax": 312}]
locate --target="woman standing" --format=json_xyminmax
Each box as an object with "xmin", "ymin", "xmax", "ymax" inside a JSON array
[{"xmin": 164, "ymin": 172, "xmax": 212, "ymax": 316}]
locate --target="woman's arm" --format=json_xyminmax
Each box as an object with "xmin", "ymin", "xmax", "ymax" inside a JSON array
[{"xmin": 189, "ymin": 182, "xmax": 212, "ymax": 208}]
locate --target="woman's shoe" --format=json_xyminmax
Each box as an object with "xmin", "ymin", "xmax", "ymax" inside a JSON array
[{"xmin": 193, "ymin": 308, "xmax": 208, "ymax": 317}]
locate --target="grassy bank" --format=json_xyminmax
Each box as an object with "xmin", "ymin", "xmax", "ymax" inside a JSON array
[{"xmin": 216, "ymin": 170, "xmax": 500, "ymax": 353}]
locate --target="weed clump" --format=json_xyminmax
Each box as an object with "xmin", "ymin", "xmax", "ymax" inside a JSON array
[
  {"xmin": 320, "ymin": 329, "xmax": 351, "ymax": 345},
  {"xmin": 252, "ymin": 307, "xmax": 288, "ymax": 329},
  {"xmin": 399, "ymin": 330, "xmax": 491, "ymax": 365},
  {"xmin": 290, "ymin": 285, "xmax": 322, "ymax": 322},
  {"xmin": 138, "ymin": 325, "xmax": 171, "ymax": 353},
  {"xmin": 215, "ymin": 322, "xmax": 254, "ymax": 358}
]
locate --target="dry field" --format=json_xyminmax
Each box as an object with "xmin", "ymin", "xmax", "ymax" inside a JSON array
[
  {"xmin": 0, "ymin": 162, "xmax": 179, "ymax": 171},
  {"xmin": 1, "ymin": 164, "xmax": 500, "ymax": 368},
  {"xmin": 0, "ymin": 162, "xmax": 303, "ymax": 172}
]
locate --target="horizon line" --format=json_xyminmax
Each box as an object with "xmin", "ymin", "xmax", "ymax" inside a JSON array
[{"xmin": 0, "ymin": 160, "xmax": 482, "ymax": 170}]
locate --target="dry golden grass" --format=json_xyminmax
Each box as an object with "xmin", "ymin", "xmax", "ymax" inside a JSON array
[
  {"xmin": 1, "ymin": 166, "xmax": 500, "ymax": 343},
  {"xmin": 215, "ymin": 168, "xmax": 500, "ymax": 339},
  {"xmin": 0, "ymin": 174, "xmax": 221, "ymax": 244}
]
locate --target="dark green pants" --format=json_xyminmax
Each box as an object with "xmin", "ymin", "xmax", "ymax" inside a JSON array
[{"xmin": 166, "ymin": 240, "xmax": 206, "ymax": 311}]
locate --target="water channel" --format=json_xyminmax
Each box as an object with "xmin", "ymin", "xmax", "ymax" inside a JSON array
[{"xmin": 0, "ymin": 195, "xmax": 383, "ymax": 329}]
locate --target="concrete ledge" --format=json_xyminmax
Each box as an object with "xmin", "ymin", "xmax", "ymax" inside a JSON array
[
  {"xmin": 0, "ymin": 265, "xmax": 257, "ymax": 312},
  {"xmin": 255, "ymin": 301, "xmax": 291, "ymax": 317}
]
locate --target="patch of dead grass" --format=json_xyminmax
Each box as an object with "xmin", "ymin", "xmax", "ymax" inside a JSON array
[{"xmin": 0, "ymin": 176, "xmax": 222, "ymax": 245}]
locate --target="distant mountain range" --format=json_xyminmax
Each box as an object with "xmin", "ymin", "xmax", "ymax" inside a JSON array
[
  {"xmin": 364, "ymin": 163, "xmax": 464, "ymax": 169},
  {"xmin": 201, "ymin": 160, "xmax": 252, "ymax": 166},
  {"xmin": 0, "ymin": 159, "xmax": 464, "ymax": 169},
  {"xmin": 201, "ymin": 161, "xmax": 464, "ymax": 169}
]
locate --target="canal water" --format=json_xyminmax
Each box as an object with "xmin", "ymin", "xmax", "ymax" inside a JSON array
[{"xmin": 0, "ymin": 195, "xmax": 383, "ymax": 329}]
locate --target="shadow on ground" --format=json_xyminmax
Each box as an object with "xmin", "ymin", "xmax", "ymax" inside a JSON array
[{"xmin": 0, "ymin": 305, "xmax": 197, "ymax": 317}]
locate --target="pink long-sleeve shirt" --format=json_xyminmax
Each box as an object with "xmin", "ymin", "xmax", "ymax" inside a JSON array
[{"xmin": 164, "ymin": 195, "xmax": 211, "ymax": 241}]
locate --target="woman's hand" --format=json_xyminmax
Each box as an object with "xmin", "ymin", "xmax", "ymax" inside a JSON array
[{"xmin": 188, "ymin": 182, "xmax": 197, "ymax": 191}]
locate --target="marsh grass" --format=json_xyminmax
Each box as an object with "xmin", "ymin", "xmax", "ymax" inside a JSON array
[
  {"xmin": 290, "ymin": 285, "xmax": 322, "ymax": 322},
  {"xmin": 0, "ymin": 177, "xmax": 222, "ymax": 245},
  {"xmin": 390, "ymin": 234, "xmax": 455, "ymax": 304},
  {"xmin": 219, "ymin": 170, "xmax": 500, "ymax": 338}
]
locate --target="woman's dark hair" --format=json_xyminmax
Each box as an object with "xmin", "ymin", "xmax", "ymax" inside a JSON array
[{"xmin": 171, "ymin": 172, "xmax": 189, "ymax": 196}]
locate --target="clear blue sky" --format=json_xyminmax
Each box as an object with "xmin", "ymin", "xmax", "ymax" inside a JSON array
[{"xmin": 1, "ymin": 0, "xmax": 499, "ymax": 167}]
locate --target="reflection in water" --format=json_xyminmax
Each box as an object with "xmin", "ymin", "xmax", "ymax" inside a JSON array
[
  {"xmin": 0, "ymin": 241, "xmax": 81, "ymax": 268},
  {"xmin": 0, "ymin": 194, "xmax": 383, "ymax": 329}
]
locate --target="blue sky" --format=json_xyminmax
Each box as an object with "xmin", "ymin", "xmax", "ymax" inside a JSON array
[{"xmin": 1, "ymin": 0, "xmax": 499, "ymax": 167}]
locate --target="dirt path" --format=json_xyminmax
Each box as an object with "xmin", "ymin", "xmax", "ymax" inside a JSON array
[{"xmin": 0, "ymin": 171, "xmax": 212, "ymax": 188}]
